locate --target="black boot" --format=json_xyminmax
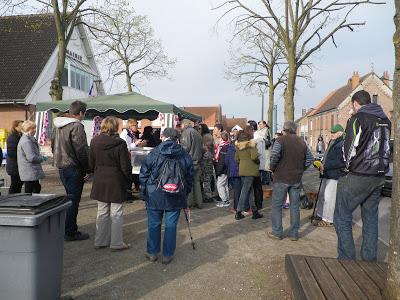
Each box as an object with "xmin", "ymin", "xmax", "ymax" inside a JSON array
[
  {"xmin": 252, "ymin": 210, "xmax": 263, "ymax": 220},
  {"xmin": 235, "ymin": 211, "xmax": 245, "ymax": 220}
]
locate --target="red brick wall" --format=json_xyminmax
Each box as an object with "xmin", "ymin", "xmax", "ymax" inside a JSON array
[{"xmin": 0, "ymin": 105, "xmax": 26, "ymax": 132}]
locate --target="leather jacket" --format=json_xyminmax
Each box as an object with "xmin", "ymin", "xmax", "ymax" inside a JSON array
[{"xmin": 52, "ymin": 116, "xmax": 89, "ymax": 172}]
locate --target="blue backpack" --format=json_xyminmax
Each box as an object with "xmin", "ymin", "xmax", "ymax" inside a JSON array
[{"xmin": 156, "ymin": 155, "xmax": 185, "ymax": 194}]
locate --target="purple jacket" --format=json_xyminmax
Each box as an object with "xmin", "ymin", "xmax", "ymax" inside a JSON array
[{"xmin": 225, "ymin": 144, "xmax": 239, "ymax": 178}]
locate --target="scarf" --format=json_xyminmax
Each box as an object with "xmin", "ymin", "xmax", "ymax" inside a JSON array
[{"xmin": 214, "ymin": 140, "xmax": 230, "ymax": 162}]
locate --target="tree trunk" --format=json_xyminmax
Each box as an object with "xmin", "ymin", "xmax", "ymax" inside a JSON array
[
  {"xmin": 268, "ymin": 76, "xmax": 275, "ymax": 130},
  {"xmin": 49, "ymin": 35, "xmax": 65, "ymax": 101},
  {"xmin": 383, "ymin": 2, "xmax": 400, "ymax": 299},
  {"xmin": 126, "ymin": 69, "xmax": 132, "ymax": 92},
  {"xmin": 284, "ymin": 53, "xmax": 297, "ymax": 121}
]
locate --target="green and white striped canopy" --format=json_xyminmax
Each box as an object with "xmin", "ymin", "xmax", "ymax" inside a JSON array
[{"xmin": 36, "ymin": 92, "xmax": 201, "ymax": 121}]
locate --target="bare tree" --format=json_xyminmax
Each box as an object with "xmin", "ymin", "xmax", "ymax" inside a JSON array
[
  {"xmin": 383, "ymin": 2, "xmax": 400, "ymax": 298},
  {"xmin": 226, "ymin": 27, "xmax": 287, "ymax": 129},
  {"xmin": 216, "ymin": 0, "xmax": 383, "ymax": 121},
  {"xmin": 90, "ymin": 0, "xmax": 176, "ymax": 92},
  {"xmin": 4, "ymin": 0, "xmax": 105, "ymax": 100}
]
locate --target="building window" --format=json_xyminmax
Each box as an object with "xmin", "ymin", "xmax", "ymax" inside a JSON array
[
  {"xmin": 67, "ymin": 65, "xmax": 94, "ymax": 93},
  {"xmin": 372, "ymin": 94, "xmax": 378, "ymax": 104},
  {"xmin": 331, "ymin": 114, "xmax": 334, "ymax": 128}
]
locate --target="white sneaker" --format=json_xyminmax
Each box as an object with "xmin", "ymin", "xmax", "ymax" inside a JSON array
[{"xmin": 216, "ymin": 201, "xmax": 230, "ymax": 207}]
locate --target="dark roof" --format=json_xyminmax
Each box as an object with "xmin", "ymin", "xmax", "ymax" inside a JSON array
[
  {"xmin": 310, "ymin": 73, "xmax": 370, "ymax": 116},
  {"xmin": 0, "ymin": 14, "xmax": 57, "ymax": 102}
]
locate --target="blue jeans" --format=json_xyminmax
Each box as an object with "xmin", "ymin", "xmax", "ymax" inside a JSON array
[
  {"xmin": 59, "ymin": 167, "xmax": 85, "ymax": 236},
  {"xmin": 271, "ymin": 182, "xmax": 301, "ymax": 238},
  {"xmin": 334, "ymin": 173, "xmax": 385, "ymax": 261},
  {"xmin": 228, "ymin": 177, "xmax": 242, "ymax": 210},
  {"xmin": 147, "ymin": 209, "xmax": 181, "ymax": 257},
  {"xmin": 260, "ymin": 170, "xmax": 270, "ymax": 185}
]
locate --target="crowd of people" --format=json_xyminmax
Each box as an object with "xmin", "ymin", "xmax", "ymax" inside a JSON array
[{"xmin": 0, "ymin": 89, "xmax": 391, "ymax": 264}]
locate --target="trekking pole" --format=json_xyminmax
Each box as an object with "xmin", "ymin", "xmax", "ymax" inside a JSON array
[
  {"xmin": 183, "ymin": 209, "xmax": 196, "ymax": 250},
  {"xmin": 310, "ymin": 179, "xmax": 323, "ymax": 223}
]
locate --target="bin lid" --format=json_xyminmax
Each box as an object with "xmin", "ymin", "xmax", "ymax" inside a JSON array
[{"xmin": 0, "ymin": 194, "xmax": 68, "ymax": 215}]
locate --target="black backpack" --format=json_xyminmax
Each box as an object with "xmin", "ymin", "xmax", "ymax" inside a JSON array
[{"xmin": 156, "ymin": 155, "xmax": 185, "ymax": 194}]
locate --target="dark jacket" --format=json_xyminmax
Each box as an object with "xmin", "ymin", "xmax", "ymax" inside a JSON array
[
  {"xmin": 322, "ymin": 136, "xmax": 346, "ymax": 180},
  {"xmin": 180, "ymin": 126, "xmax": 203, "ymax": 165},
  {"xmin": 52, "ymin": 117, "xmax": 89, "ymax": 172},
  {"xmin": 215, "ymin": 144, "xmax": 229, "ymax": 177},
  {"xmin": 270, "ymin": 133, "xmax": 314, "ymax": 185},
  {"xmin": 235, "ymin": 140, "xmax": 259, "ymax": 177},
  {"xmin": 89, "ymin": 133, "xmax": 132, "ymax": 203},
  {"xmin": 6, "ymin": 131, "xmax": 21, "ymax": 176},
  {"xmin": 343, "ymin": 103, "xmax": 391, "ymax": 176},
  {"xmin": 225, "ymin": 144, "xmax": 239, "ymax": 178},
  {"xmin": 139, "ymin": 140, "xmax": 194, "ymax": 210}
]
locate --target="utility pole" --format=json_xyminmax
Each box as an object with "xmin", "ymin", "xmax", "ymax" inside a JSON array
[
  {"xmin": 273, "ymin": 104, "xmax": 277, "ymax": 135},
  {"xmin": 261, "ymin": 90, "xmax": 265, "ymax": 121},
  {"xmin": 258, "ymin": 82, "xmax": 267, "ymax": 122}
]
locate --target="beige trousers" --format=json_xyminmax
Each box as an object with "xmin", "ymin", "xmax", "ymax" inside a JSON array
[{"xmin": 94, "ymin": 201, "xmax": 124, "ymax": 248}]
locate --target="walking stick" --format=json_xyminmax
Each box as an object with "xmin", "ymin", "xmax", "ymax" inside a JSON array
[
  {"xmin": 310, "ymin": 178, "xmax": 323, "ymax": 223},
  {"xmin": 183, "ymin": 209, "xmax": 196, "ymax": 250}
]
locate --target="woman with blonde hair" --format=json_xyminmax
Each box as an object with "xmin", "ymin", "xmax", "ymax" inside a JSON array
[
  {"xmin": 90, "ymin": 116, "xmax": 133, "ymax": 251},
  {"xmin": 17, "ymin": 120, "xmax": 45, "ymax": 193},
  {"xmin": 6, "ymin": 120, "xmax": 24, "ymax": 193}
]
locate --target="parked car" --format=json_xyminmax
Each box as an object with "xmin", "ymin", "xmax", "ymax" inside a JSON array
[
  {"xmin": 382, "ymin": 162, "xmax": 393, "ymax": 197},
  {"xmin": 382, "ymin": 140, "xmax": 394, "ymax": 197}
]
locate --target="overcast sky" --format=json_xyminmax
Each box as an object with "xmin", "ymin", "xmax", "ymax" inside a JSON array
[{"xmin": 107, "ymin": 1, "xmax": 395, "ymax": 128}]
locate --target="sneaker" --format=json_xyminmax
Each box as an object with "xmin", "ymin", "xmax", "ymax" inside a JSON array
[
  {"xmin": 162, "ymin": 256, "xmax": 174, "ymax": 265},
  {"xmin": 216, "ymin": 201, "xmax": 230, "ymax": 207},
  {"xmin": 267, "ymin": 231, "xmax": 283, "ymax": 240},
  {"xmin": 252, "ymin": 211, "xmax": 263, "ymax": 219},
  {"xmin": 243, "ymin": 209, "xmax": 252, "ymax": 216},
  {"xmin": 111, "ymin": 243, "xmax": 131, "ymax": 252},
  {"xmin": 64, "ymin": 231, "xmax": 90, "ymax": 242},
  {"xmin": 235, "ymin": 211, "xmax": 245, "ymax": 220},
  {"xmin": 145, "ymin": 253, "xmax": 158, "ymax": 262},
  {"xmin": 288, "ymin": 235, "xmax": 299, "ymax": 241}
]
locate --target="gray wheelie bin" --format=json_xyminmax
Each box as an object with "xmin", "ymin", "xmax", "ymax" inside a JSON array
[{"xmin": 0, "ymin": 194, "xmax": 71, "ymax": 300}]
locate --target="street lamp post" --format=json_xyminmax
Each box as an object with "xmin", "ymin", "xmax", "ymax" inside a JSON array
[{"xmin": 257, "ymin": 82, "xmax": 267, "ymax": 121}]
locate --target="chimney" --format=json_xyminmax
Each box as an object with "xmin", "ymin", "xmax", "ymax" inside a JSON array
[
  {"xmin": 302, "ymin": 108, "xmax": 307, "ymax": 116},
  {"xmin": 382, "ymin": 70, "xmax": 390, "ymax": 86},
  {"xmin": 351, "ymin": 71, "xmax": 360, "ymax": 89}
]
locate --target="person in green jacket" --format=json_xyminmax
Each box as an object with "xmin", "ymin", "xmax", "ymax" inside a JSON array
[{"xmin": 234, "ymin": 126, "xmax": 263, "ymax": 220}]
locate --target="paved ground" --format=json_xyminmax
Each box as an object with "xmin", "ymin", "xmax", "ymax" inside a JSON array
[{"xmin": 0, "ymin": 165, "xmax": 389, "ymax": 299}]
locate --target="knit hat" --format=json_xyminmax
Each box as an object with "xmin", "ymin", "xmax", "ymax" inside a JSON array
[
  {"xmin": 161, "ymin": 128, "xmax": 179, "ymax": 140},
  {"xmin": 330, "ymin": 124, "xmax": 344, "ymax": 133}
]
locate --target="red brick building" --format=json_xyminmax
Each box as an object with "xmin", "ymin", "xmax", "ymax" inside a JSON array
[{"xmin": 304, "ymin": 71, "xmax": 392, "ymax": 150}]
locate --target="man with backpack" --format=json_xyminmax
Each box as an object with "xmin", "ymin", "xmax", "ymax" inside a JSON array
[
  {"xmin": 334, "ymin": 90, "xmax": 391, "ymax": 261},
  {"xmin": 139, "ymin": 128, "xmax": 194, "ymax": 265}
]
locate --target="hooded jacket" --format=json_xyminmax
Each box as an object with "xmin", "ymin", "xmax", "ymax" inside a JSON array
[
  {"xmin": 89, "ymin": 133, "xmax": 132, "ymax": 203},
  {"xmin": 52, "ymin": 116, "xmax": 89, "ymax": 172},
  {"xmin": 343, "ymin": 103, "xmax": 391, "ymax": 176},
  {"xmin": 235, "ymin": 140, "xmax": 259, "ymax": 177},
  {"xmin": 139, "ymin": 140, "xmax": 194, "ymax": 210}
]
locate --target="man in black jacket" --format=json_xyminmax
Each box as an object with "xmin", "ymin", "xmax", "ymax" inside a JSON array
[
  {"xmin": 53, "ymin": 101, "xmax": 90, "ymax": 241},
  {"xmin": 334, "ymin": 90, "xmax": 391, "ymax": 261}
]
